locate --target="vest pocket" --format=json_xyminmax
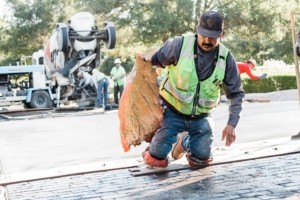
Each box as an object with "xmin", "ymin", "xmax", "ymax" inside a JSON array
[
  {"xmin": 203, "ymin": 83, "xmax": 221, "ymax": 98},
  {"xmin": 198, "ymin": 96, "xmax": 220, "ymax": 109},
  {"xmin": 198, "ymin": 84, "xmax": 221, "ymax": 108}
]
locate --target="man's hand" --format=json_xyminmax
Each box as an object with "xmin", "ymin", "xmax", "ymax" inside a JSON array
[
  {"xmin": 222, "ymin": 125, "xmax": 236, "ymax": 147},
  {"xmin": 142, "ymin": 47, "xmax": 159, "ymax": 63}
]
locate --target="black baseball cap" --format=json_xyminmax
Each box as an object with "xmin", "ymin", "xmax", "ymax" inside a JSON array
[{"xmin": 197, "ymin": 10, "xmax": 224, "ymax": 38}]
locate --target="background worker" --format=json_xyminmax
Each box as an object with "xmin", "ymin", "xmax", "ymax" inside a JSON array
[
  {"xmin": 92, "ymin": 68, "xmax": 109, "ymax": 109},
  {"xmin": 78, "ymin": 71, "xmax": 97, "ymax": 90},
  {"xmin": 142, "ymin": 10, "xmax": 245, "ymax": 168},
  {"xmin": 296, "ymin": 29, "xmax": 300, "ymax": 56},
  {"xmin": 110, "ymin": 58, "xmax": 126, "ymax": 105},
  {"xmin": 237, "ymin": 59, "xmax": 267, "ymax": 80}
]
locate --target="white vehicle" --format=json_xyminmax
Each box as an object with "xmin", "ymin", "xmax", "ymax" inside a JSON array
[
  {"xmin": 0, "ymin": 65, "xmax": 55, "ymax": 108},
  {"xmin": 0, "ymin": 12, "xmax": 116, "ymax": 108},
  {"xmin": 43, "ymin": 12, "xmax": 116, "ymax": 106}
]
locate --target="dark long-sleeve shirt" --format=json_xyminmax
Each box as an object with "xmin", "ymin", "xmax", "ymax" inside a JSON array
[{"xmin": 151, "ymin": 34, "xmax": 245, "ymax": 127}]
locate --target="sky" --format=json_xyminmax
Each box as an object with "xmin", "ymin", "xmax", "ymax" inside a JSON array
[{"xmin": 0, "ymin": 0, "xmax": 7, "ymax": 18}]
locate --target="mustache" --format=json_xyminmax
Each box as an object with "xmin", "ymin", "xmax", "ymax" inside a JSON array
[{"xmin": 202, "ymin": 42, "xmax": 213, "ymax": 47}]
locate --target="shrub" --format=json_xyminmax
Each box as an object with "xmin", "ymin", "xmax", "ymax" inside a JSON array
[{"xmin": 241, "ymin": 75, "xmax": 297, "ymax": 93}]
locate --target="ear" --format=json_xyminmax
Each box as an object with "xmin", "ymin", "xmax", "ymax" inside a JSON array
[{"xmin": 221, "ymin": 31, "xmax": 225, "ymax": 39}]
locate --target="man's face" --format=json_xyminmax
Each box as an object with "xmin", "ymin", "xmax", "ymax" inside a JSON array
[{"xmin": 197, "ymin": 34, "xmax": 221, "ymax": 52}]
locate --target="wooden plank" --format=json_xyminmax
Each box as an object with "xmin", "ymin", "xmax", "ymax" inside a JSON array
[{"xmin": 244, "ymin": 98, "xmax": 271, "ymax": 103}]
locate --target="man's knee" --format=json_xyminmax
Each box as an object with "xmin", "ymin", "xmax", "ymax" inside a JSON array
[{"xmin": 190, "ymin": 147, "xmax": 212, "ymax": 160}]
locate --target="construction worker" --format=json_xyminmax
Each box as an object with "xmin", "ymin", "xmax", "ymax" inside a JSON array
[
  {"xmin": 296, "ymin": 29, "xmax": 300, "ymax": 56},
  {"xmin": 77, "ymin": 71, "xmax": 97, "ymax": 96},
  {"xmin": 110, "ymin": 58, "xmax": 126, "ymax": 104},
  {"xmin": 92, "ymin": 68, "xmax": 109, "ymax": 108},
  {"xmin": 142, "ymin": 10, "xmax": 245, "ymax": 168},
  {"xmin": 237, "ymin": 59, "xmax": 267, "ymax": 80}
]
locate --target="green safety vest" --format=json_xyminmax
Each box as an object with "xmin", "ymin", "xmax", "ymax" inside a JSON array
[
  {"xmin": 159, "ymin": 34, "xmax": 229, "ymax": 116},
  {"xmin": 110, "ymin": 66, "xmax": 126, "ymax": 86}
]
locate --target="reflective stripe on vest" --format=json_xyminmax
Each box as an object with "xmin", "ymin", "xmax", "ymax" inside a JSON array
[{"xmin": 159, "ymin": 34, "xmax": 229, "ymax": 115}]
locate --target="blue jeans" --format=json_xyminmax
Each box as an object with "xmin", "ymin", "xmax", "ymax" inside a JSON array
[
  {"xmin": 113, "ymin": 84, "xmax": 124, "ymax": 104},
  {"xmin": 149, "ymin": 107, "xmax": 214, "ymax": 160},
  {"xmin": 96, "ymin": 78, "xmax": 109, "ymax": 108}
]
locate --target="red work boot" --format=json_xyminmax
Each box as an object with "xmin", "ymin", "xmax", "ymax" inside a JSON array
[
  {"xmin": 186, "ymin": 153, "xmax": 213, "ymax": 169},
  {"xmin": 171, "ymin": 132, "xmax": 188, "ymax": 160},
  {"xmin": 142, "ymin": 149, "xmax": 168, "ymax": 168}
]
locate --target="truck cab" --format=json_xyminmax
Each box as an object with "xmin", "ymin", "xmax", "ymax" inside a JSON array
[
  {"xmin": 32, "ymin": 49, "xmax": 44, "ymax": 65},
  {"xmin": 0, "ymin": 65, "xmax": 55, "ymax": 108}
]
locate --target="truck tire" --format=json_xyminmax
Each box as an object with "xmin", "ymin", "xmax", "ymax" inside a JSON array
[
  {"xmin": 30, "ymin": 90, "xmax": 53, "ymax": 108},
  {"xmin": 104, "ymin": 22, "xmax": 116, "ymax": 49},
  {"xmin": 57, "ymin": 26, "xmax": 68, "ymax": 53}
]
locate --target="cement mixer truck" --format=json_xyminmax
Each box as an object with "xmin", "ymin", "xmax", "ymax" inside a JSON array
[
  {"xmin": 43, "ymin": 11, "xmax": 116, "ymax": 107},
  {"xmin": 0, "ymin": 12, "xmax": 116, "ymax": 109}
]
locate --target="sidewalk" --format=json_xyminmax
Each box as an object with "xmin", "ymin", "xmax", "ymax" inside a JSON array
[{"xmin": 1, "ymin": 138, "xmax": 300, "ymax": 200}]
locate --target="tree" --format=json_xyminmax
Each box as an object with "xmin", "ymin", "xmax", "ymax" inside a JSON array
[
  {"xmin": 74, "ymin": 0, "xmax": 196, "ymax": 43},
  {"xmin": 75, "ymin": 0, "xmax": 196, "ymax": 73},
  {"xmin": 0, "ymin": 0, "xmax": 73, "ymax": 65},
  {"xmin": 1, "ymin": 0, "xmax": 299, "ymax": 67},
  {"xmin": 194, "ymin": 0, "xmax": 217, "ymax": 25},
  {"xmin": 218, "ymin": 0, "xmax": 300, "ymax": 64}
]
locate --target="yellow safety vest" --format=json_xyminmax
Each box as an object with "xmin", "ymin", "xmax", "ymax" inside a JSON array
[{"xmin": 159, "ymin": 34, "xmax": 229, "ymax": 115}]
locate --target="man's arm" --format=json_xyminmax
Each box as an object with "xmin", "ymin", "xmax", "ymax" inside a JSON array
[
  {"xmin": 79, "ymin": 79, "xmax": 84, "ymax": 88},
  {"xmin": 121, "ymin": 66, "xmax": 126, "ymax": 78},
  {"xmin": 92, "ymin": 72, "xmax": 98, "ymax": 81},
  {"xmin": 110, "ymin": 68, "xmax": 115, "ymax": 79},
  {"xmin": 243, "ymin": 67, "xmax": 260, "ymax": 80},
  {"xmin": 151, "ymin": 36, "xmax": 183, "ymax": 67},
  {"xmin": 81, "ymin": 73, "xmax": 91, "ymax": 88},
  {"xmin": 223, "ymin": 53, "xmax": 245, "ymax": 128},
  {"xmin": 222, "ymin": 53, "xmax": 245, "ymax": 146},
  {"xmin": 91, "ymin": 76, "xmax": 98, "ymax": 89}
]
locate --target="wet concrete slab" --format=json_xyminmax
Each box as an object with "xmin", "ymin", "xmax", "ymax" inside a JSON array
[
  {"xmin": 0, "ymin": 99, "xmax": 299, "ymax": 199},
  {"xmin": 0, "ymin": 138, "xmax": 300, "ymax": 200},
  {"xmin": 2, "ymin": 152, "xmax": 300, "ymax": 200}
]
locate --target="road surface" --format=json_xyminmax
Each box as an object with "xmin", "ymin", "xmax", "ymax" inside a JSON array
[{"xmin": 0, "ymin": 100, "xmax": 299, "ymax": 174}]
